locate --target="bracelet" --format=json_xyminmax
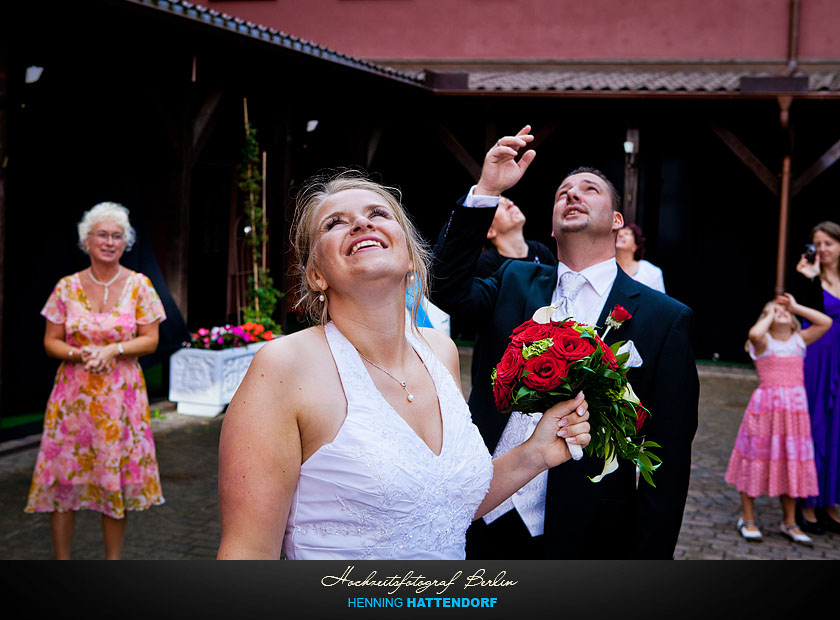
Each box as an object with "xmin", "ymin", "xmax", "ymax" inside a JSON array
[
  {"xmin": 117, "ymin": 343, "xmax": 124, "ymax": 356},
  {"xmin": 68, "ymin": 349, "xmax": 74, "ymax": 358}
]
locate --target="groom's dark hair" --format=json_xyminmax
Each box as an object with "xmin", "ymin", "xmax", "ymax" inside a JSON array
[{"xmin": 563, "ymin": 166, "xmax": 621, "ymax": 213}]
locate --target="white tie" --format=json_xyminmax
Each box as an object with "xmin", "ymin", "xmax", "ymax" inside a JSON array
[{"xmin": 556, "ymin": 271, "xmax": 587, "ymax": 321}]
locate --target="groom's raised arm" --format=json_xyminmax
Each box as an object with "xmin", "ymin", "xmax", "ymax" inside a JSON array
[{"xmin": 431, "ymin": 125, "xmax": 536, "ymax": 315}]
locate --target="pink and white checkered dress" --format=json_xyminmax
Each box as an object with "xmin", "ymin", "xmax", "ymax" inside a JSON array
[{"xmin": 725, "ymin": 333, "xmax": 819, "ymax": 498}]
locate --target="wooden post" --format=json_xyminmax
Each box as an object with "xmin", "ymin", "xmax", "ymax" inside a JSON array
[
  {"xmin": 262, "ymin": 151, "xmax": 267, "ymax": 273},
  {"xmin": 776, "ymin": 96, "xmax": 794, "ymax": 295},
  {"xmin": 167, "ymin": 89, "xmax": 193, "ymax": 321},
  {"xmin": 776, "ymin": 156, "xmax": 792, "ymax": 294},
  {"xmin": 243, "ymin": 98, "xmax": 260, "ymax": 315},
  {"xmin": 278, "ymin": 119, "xmax": 294, "ymax": 333},
  {"xmin": 623, "ymin": 127, "xmax": 640, "ymax": 224},
  {"xmin": 0, "ymin": 50, "xmax": 7, "ymax": 416}
]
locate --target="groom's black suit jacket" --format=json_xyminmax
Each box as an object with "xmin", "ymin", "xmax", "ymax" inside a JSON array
[{"xmin": 432, "ymin": 202, "xmax": 699, "ymax": 559}]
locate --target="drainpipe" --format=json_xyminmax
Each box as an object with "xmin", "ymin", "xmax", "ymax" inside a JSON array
[{"xmin": 786, "ymin": 0, "xmax": 801, "ymax": 75}]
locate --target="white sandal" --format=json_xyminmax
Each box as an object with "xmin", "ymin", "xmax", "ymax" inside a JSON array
[
  {"xmin": 737, "ymin": 516, "xmax": 762, "ymax": 540},
  {"xmin": 780, "ymin": 522, "xmax": 812, "ymax": 544}
]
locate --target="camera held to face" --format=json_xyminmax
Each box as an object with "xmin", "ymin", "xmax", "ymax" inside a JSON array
[{"xmin": 804, "ymin": 244, "xmax": 817, "ymax": 264}]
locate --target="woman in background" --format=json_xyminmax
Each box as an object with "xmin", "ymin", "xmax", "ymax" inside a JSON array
[
  {"xmin": 793, "ymin": 221, "xmax": 840, "ymax": 534},
  {"xmin": 25, "ymin": 202, "xmax": 166, "ymax": 559},
  {"xmin": 616, "ymin": 223, "xmax": 665, "ymax": 294}
]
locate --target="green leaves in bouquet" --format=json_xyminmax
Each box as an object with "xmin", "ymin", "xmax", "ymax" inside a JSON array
[{"xmin": 499, "ymin": 332, "xmax": 660, "ymax": 486}]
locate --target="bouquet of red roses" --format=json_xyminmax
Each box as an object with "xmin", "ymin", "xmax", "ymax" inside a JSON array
[{"xmin": 491, "ymin": 304, "xmax": 661, "ymax": 486}]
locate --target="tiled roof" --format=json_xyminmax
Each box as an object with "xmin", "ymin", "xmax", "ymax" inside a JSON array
[
  {"xmin": 130, "ymin": 0, "xmax": 423, "ymax": 85},
  {"xmin": 467, "ymin": 70, "xmax": 840, "ymax": 93}
]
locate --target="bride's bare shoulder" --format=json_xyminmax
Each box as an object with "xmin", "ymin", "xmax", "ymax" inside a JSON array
[
  {"xmin": 253, "ymin": 326, "xmax": 327, "ymax": 365},
  {"xmin": 236, "ymin": 327, "xmax": 331, "ymax": 398}
]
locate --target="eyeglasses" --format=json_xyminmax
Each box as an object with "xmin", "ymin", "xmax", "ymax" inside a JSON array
[{"xmin": 92, "ymin": 231, "xmax": 125, "ymax": 242}]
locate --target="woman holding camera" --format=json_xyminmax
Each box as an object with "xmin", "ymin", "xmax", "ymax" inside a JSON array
[{"xmin": 794, "ymin": 221, "xmax": 840, "ymax": 534}]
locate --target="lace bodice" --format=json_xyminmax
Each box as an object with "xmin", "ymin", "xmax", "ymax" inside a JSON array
[{"xmin": 282, "ymin": 322, "xmax": 493, "ymax": 560}]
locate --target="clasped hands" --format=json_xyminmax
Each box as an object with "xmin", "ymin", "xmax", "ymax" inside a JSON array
[{"xmin": 79, "ymin": 344, "xmax": 120, "ymax": 373}]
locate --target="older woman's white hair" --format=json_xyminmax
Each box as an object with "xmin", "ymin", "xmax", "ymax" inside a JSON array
[{"xmin": 77, "ymin": 202, "xmax": 136, "ymax": 252}]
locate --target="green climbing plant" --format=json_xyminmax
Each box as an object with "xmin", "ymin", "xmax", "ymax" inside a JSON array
[{"xmin": 239, "ymin": 98, "xmax": 283, "ymax": 333}]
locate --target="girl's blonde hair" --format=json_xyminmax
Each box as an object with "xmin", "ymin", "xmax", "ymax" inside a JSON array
[
  {"xmin": 744, "ymin": 300, "xmax": 802, "ymax": 351},
  {"xmin": 290, "ymin": 169, "xmax": 431, "ymax": 327}
]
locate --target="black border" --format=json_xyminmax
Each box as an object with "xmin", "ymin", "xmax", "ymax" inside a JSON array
[{"xmin": 6, "ymin": 560, "xmax": 835, "ymax": 619}]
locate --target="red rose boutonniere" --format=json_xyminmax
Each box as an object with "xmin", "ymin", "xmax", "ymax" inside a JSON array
[
  {"xmin": 602, "ymin": 304, "xmax": 632, "ymax": 339},
  {"xmin": 490, "ymin": 304, "xmax": 660, "ymax": 486}
]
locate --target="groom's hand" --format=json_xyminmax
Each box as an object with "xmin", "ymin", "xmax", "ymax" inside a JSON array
[{"xmin": 474, "ymin": 125, "xmax": 536, "ymax": 197}]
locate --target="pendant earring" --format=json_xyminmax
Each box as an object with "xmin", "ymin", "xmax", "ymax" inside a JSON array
[{"xmin": 319, "ymin": 293, "xmax": 325, "ymax": 303}]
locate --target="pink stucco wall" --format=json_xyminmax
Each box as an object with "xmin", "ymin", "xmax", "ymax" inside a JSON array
[{"xmin": 197, "ymin": 0, "xmax": 839, "ymax": 60}]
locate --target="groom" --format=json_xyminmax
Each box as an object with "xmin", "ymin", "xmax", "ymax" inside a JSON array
[{"xmin": 432, "ymin": 126, "xmax": 699, "ymax": 559}]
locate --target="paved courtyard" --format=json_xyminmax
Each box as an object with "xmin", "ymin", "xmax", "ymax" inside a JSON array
[{"xmin": 1, "ymin": 355, "xmax": 838, "ymax": 560}]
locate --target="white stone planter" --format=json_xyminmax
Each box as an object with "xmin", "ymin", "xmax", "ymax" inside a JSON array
[{"xmin": 169, "ymin": 341, "xmax": 269, "ymax": 417}]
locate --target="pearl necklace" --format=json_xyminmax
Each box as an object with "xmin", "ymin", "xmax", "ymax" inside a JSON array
[
  {"xmin": 88, "ymin": 267, "xmax": 121, "ymax": 305},
  {"xmin": 356, "ymin": 349, "xmax": 415, "ymax": 402}
]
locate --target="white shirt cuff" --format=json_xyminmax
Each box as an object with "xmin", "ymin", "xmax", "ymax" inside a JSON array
[{"xmin": 464, "ymin": 185, "xmax": 500, "ymax": 208}]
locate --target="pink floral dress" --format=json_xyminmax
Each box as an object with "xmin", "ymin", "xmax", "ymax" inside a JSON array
[{"xmin": 25, "ymin": 271, "xmax": 166, "ymax": 518}]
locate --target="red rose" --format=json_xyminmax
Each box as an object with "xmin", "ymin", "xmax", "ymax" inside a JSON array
[
  {"xmin": 596, "ymin": 336, "xmax": 619, "ymax": 371},
  {"xmin": 611, "ymin": 305, "xmax": 632, "ymax": 323},
  {"xmin": 552, "ymin": 330, "xmax": 596, "ymax": 362},
  {"xmin": 521, "ymin": 348, "xmax": 570, "ymax": 391},
  {"xmin": 495, "ymin": 343, "xmax": 526, "ymax": 386},
  {"xmin": 634, "ymin": 404, "xmax": 647, "ymax": 431},
  {"xmin": 493, "ymin": 373, "xmax": 514, "ymax": 411},
  {"xmin": 511, "ymin": 320, "xmax": 555, "ymax": 346}
]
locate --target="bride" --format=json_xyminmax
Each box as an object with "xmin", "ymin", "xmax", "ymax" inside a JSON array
[{"xmin": 217, "ymin": 170, "xmax": 590, "ymax": 560}]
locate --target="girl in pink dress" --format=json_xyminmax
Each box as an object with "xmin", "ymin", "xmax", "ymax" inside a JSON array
[
  {"xmin": 25, "ymin": 203, "xmax": 166, "ymax": 559},
  {"xmin": 725, "ymin": 293, "xmax": 831, "ymax": 543}
]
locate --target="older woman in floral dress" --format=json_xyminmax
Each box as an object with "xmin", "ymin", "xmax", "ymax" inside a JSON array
[{"xmin": 25, "ymin": 202, "xmax": 166, "ymax": 560}]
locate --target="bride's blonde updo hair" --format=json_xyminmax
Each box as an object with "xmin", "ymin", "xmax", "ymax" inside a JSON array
[{"xmin": 291, "ymin": 169, "xmax": 431, "ymax": 327}]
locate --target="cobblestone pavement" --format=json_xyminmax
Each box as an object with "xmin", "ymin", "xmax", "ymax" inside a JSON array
[{"xmin": 1, "ymin": 357, "xmax": 838, "ymax": 560}]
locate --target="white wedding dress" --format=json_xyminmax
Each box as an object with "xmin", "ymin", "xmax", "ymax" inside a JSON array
[{"xmin": 282, "ymin": 322, "xmax": 494, "ymax": 560}]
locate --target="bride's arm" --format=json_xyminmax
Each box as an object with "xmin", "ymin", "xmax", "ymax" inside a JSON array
[
  {"xmin": 421, "ymin": 328, "xmax": 590, "ymax": 522},
  {"xmin": 217, "ymin": 341, "xmax": 303, "ymax": 560},
  {"xmin": 473, "ymin": 395, "xmax": 589, "ymax": 520}
]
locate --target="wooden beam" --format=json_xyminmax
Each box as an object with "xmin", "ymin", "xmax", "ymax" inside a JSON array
[
  {"xmin": 531, "ymin": 122, "xmax": 557, "ymax": 150},
  {"xmin": 791, "ymin": 135, "xmax": 840, "ymax": 197},
  {"xmin": 710, "ymin": 123, "xmax": 779, "ymax": 195},
  {"xmin": 192, "ymin": 88, "xmax": 223, "ymax": 166},
  {"xmin": 484, "ymin": 121, "xmax": 497, "ymax": 153},
  {"xmin": 436, "ymin": 124, "xmax": 481, "ymax": 180},
  {"xmin": 366, "ymin": 126, "xmax": 384, "ymax": 168}
]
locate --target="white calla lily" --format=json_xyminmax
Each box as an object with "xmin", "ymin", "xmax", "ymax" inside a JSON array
[
  {"xmin": 622, "ymin": 382, "xmax": 640, "ymax": 405},
  {"xmin": 532, "ymin": 305, "xmax": 555, "ymax": 324},
  {"xmin": 589, "ymin": 447, "xmax": 619, "ymax": 483}
]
